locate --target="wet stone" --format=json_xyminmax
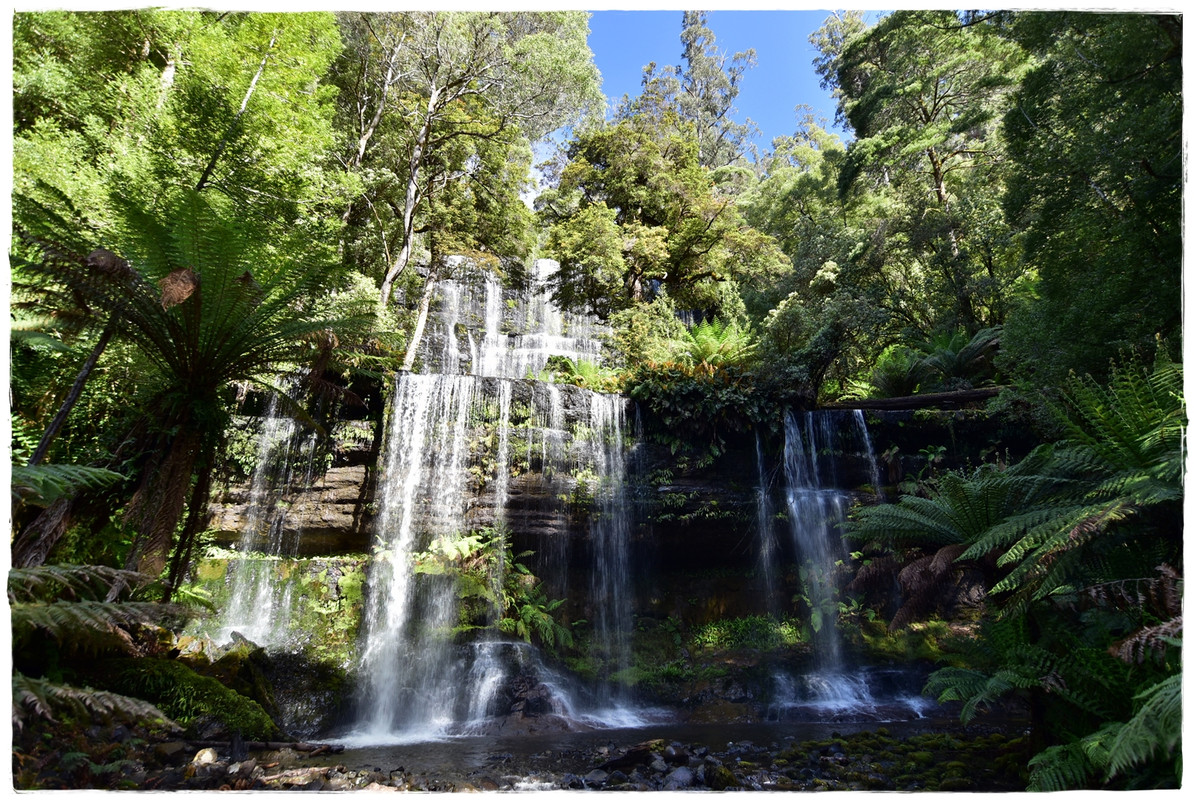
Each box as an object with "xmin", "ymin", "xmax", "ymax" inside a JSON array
[
  {"xmin": 663, "ymin": 766, "xmax": 695, "ymax": 790},
  {"xmin": 583, "ymin": 768, "xmax": 609, "ymax": 787}
]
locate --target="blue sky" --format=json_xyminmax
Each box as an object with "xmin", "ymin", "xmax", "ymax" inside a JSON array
[{"xmin": 586, "ymin": 9, "xmax": 852, "ymax": 149}]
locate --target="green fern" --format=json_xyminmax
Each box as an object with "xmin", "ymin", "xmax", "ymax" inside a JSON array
[
  {"xmin": 677, "ymin": 318, "xmax": 757, "ymax": 373},
  {"xmin": 12, "ymin": 673, "xmax": 180, "ymax": 733},
  {"xmin": 11, "ymin": 463, "xmax": 124, "ymax": 507},
  {"xmin": 1107, "ymin": 672, "xmax": 1182, "ymax": 779}
]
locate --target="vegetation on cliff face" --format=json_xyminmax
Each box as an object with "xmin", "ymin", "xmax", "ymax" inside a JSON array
[{"xmin": 10, "ymin": 9, "xmax": 1181, "ymax": 791}]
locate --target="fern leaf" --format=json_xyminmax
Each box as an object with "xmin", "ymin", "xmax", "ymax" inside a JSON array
[{"xmin": 1107, "ymin": 673, "xmax": 1182, "ymax": 778}]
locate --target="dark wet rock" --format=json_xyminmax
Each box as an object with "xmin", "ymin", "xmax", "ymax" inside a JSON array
[
  {"xmin": 599, "ymin": 739, "xmax": 661, "ymax": 771},
  {"xmin": 663, "ymin": 742, "xmax": 688, "ymax": 765},
  {"xmin": 663, "ymin": 765, "xmax": 695, "ymax": 790},
  {"xmin": 707, "ymin": 763, "xmax": 740, "ymax": 790},
  {"xmin": 583, "ymin": 768, "xmax": 609, "ymax": 787}
]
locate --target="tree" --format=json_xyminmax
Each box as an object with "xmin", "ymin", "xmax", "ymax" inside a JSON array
[
  {"xmin": 12, "ymin": 191, "xmax": 364, "ymax": 587},
  {"xmin": 632, "ymin": 11, "xmax": 759, "ymax": 168},
  {"xmin": 827, "ymin": 10, "xmax": 1029, "ymax": 338},
  {"xmin": 998, "ymin": 12, "xmax": 1182, "ymax": 386},
  {"xmin": 12, "ymin": 10, "xmax": 355, "ymax": 577},
  {"xmin": 358, "ymin": 12, "xmax": 601, "ymax": 308},
  {"xmin": 540, "ymin": 110, "xmax": 787, "ymax": 320},
  {"xmin": 13, "ymin": 10, "xmax": 347, "ymax": 236}
]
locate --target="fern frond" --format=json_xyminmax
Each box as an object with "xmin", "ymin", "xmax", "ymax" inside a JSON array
[
  {"xmin": 1110, "ymin": 617, "xmax": 1182, "ymax": 665},
  {"xmin": 7, "ymin": 564, "xmax": 153, "ymax": 603},
  {"xmin": 10, "ymin": 464, "xmax": 125, "ymax": 507},
  {"xmin": 13, "ymin": 673, "xmax": 180, "ymax": 733},
  {"xmin": 1107, "ymin": 672, "xmax": 1182, "ymax": 778},
  {"xmin": 1027, "ymin": 736, "xmax": 1106, "ymax": 791},
  {"xmin": 11, "ymin": 600, "xmax": 198, "ymax": 654}
]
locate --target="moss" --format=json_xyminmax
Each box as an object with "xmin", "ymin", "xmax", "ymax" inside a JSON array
[
  {"xmin": 99, "ymin": 658, "xmax": 279, "ymax": 741},
  {"xmin": 708, "ymin": 765, "xmax": 739, "ymax": 790},
  {"xmin": 194, "ymin": 559, "xmax": 228, "ymax": 583}
]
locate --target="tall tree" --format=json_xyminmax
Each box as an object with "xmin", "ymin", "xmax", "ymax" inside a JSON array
[
  {"xmin": 998, "ymin": 12, "xmax": 1182, "ymax": 386},
  {"xmin": 540, "ymin": 110, "xmax": 787, "ymax": 320},
  {"xmin": 629, "ymin": 11, "xmax": 758, "ymax": 169},
  {"xmin": 827, "ymin": 10, "xmax": 1029, "ymax": 338},
  {"xmin": 356, "ymin": 12, "xmax": 601, "ymax": 308}
]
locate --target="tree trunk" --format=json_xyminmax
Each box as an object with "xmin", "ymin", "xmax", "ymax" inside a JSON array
[
  {"xmin": 195, "ymin": 31, "xmax": 277, "ymax": 192},
  {"xmin": 399, "ymin": 262, "xmax": 440, "ymax": 372},
  {"xmin": 29, "ymin": 315, "xmax": 119, "ymax": 467},
  {"xmin": 379, "ymin": 86, "xmax": 440, "ymax": 307},
  {"xmin": 126, "ymin": 427, "xmax": 201, "ymax": 579},
  {"xmin": 11, "ymin": 497, "xmax": 75, "ymax": 568},
  {"xmin": 163, "ymin": 450, "xmax": 215, "ymax": 601}
]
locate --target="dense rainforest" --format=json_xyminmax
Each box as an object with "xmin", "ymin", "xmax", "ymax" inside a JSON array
[{"xmin": 8, "ymin": 9, "xmax": 1182, "ymax": 792}]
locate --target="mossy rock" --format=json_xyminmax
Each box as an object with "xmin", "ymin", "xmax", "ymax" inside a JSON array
[
  {"xmin": 98, "ymin": 658, "xmax": 280, "ymax": 741},
  {"xmin": 907, "ymin": 750, "xmax": 935, "ymax": 766},
  {"xmin": 708, "ymin": 765, "xmax": 740, "ymax": 790}
]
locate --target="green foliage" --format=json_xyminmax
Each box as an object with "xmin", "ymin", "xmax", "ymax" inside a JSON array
[
  {"xmin": 1000, "ymin": 13, "xmax": 1182, "ymax": 386},
  {"xmin": 628, "ymin": 363, "xmax": 769, "ymax": 466},
  {"xmin": 101, "ymin": 657, "xmax": 279, "ymax": 740},
  {"xmin": 908, "ymin": 355, "xmax": 1184, "ymax": 789},
  {"xmin": 690, "ymin": 615, "xmax": 804, "ymax": 651},
  {"xmin": 541, "ymin": 355, "xmax": 622, "ymax": 394},
  {"xmin": 12, "ymin": 673, "xmax": 178, "ymax": 734},
  {"xmin": 9, "ymin": 564, "xmax": 198, "ymax": 735},
  {"xmin": 540, "ymin": 107, "xmax": 787, "ymax": 320},
  {"xmin": 11, "ymin": 464, "xmax": 125, "ymax": 509},
  {"xmin": 412, "ymin": 523, "xmax": 574, "ymax": 654},
  {"xmin": 963, "ymin": 355, "xmax": 1183, "ymax": 610}
]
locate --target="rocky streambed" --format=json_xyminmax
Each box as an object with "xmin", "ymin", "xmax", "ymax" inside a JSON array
[{"xmin": 87, "ymin": 721, "xmax": 1028, "ymax": 792}]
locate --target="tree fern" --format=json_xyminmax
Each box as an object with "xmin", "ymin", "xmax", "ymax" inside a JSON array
[
  {"xmin": 14, "ymin": 188, "xmax": 371, "ymax": 579},
  {"xmin": 11, "ymin": 463, "xmax": 124, "ymax": 508},
  {"xmin": 12, "ymin": 673, "xmax": 180, "ymax": 733}
]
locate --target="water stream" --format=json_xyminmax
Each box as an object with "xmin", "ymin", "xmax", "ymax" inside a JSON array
[{"xmin": 765, "ymin": 409, "xmax": 929, "ymax": 721}]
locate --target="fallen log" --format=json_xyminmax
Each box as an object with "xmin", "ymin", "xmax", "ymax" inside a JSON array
[{"xmin": 826, "ymin": 386, "xmax": 1004, "ymax": 411}]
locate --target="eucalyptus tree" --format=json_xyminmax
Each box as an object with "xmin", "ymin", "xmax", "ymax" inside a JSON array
[
  {"xmin": 330, "ymin": 11, "xmax": 600, "ymax": 369},
  {"xmin": 825, "ymin": 10, "xmax": 1029, "ymax": 338},
  {"xmin": 633, "ymin": 10, "xmax": 759, "ymax": 168}
]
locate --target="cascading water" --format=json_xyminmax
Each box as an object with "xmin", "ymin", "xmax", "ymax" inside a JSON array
[
  {"xmin": 349, "ymin": 259, "xmax": 644, "ymax": 741},
  {"xmin": 766, "ymin": 409, "xmax": 931, "ymax": 722},
  {"xmin": 754, "ymin": 432, "xmax": 781, "ymax": 616},
  {"xmin": 213, "ymin": 393, "xmax": 319, "ymax": 649}
]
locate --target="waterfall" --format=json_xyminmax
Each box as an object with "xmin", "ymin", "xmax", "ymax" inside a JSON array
[
  {"xmin": 768, "ymin": 409, "xmax": 926, "ymax": 722},
  {"xmin": 755, "ymin": 432, "xmax": 780, "ymax": 615},
  {"xmin": 853, "ymin": 409, "xmax": 884, "ymax": 497},
  {"xmin": 214, "ymin": 392, "xmax": 318, "ymax": 649},
  {"xmin": 782, "ymin": 409, "xmax": 849, "ymax": 671},
  {"xmin": 350, "ymin": 258, "xmax": 642, "ymax": 740}
]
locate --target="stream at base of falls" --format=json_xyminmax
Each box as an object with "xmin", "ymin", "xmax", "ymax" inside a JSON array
[{"xmin": 296, "ymin": 711, "xmax": 1028, "ymax": 792}]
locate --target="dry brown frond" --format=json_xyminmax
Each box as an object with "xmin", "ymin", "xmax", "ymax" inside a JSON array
[{"xmin": 158, "ymin": 267, "xmax": 199, "ymax": 309}]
